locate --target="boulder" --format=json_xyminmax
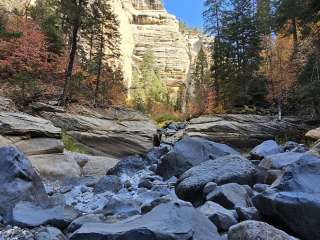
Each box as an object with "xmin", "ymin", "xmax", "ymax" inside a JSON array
[
  {"xmin": 102, "ymin": 195, "xmax": 140, "ymax": 219},
  {"xmin": 143, "ymin": 146, "xmax": 170, "ymax": 165},
  {"xmin": 185, "ymin": 114, "xmax": 308, "ymax": 148},
  {"xmin": 70, "ymin": 201, "xmax": 222, "ymax": 240},
  {"xmin": 140, "ymin": 196, "xmax": 172, "ymax": 214},
  {"xmin": 250, "ymin": 140, "xmax": 283, "ymax": 160},
  {"xmin": 157, "ymin": 137, "xmax": 239, "ymax": 179},
  {"xmin": 283, "ymin": 141, "xmax": 308, "ymax": 153},
  {"xmin": 203, "ymin": 182, "xmax": 218, "ymax": 195},
  {"xmin": 176, "ymin": 155, "xmax": 257, "ymax": 204},
  {"xmin": 10, "ymin": 202, "xmax": 79, "ymax": 229},
  {"xmin": 0, "ymin": 147, "xmax": 48, "ymax": 220},
  {"xmin": 67, "ymin": 214, "xmax": 106, "ymax": 233},
  {"xmin": 38, "ymin": 108, "xmax": 157, "ymax": 158},
  {"xmin": 0, "ymin": 112, "xmax": 61, "ymax": 138},
  {"xmin": 65, "ymin": 151, "xmax": 120, "ymax": 176},
  {"xmin": 35, "ymin": 227, "xmax": 68, "ymax": 240},
  {"xmin": 29, "ymin": 154, "xmax": 81, "ymax": 179},
  {"xmin": 235, "ymin": 207, "xmax": 261, "ymax": 221},
  {"xmin": 15, "ymin": 138, "xmax": 64, "ymax": 156},
  {"xmin": 258, "ymin": 152, "xmax": 312, "ymax": 170},
  {"xmin": 228, "ymin": 221, "xmax": 298, "ymax": 240},
  {"xmin": 0, "ymin": 96, "xmax": 17, "ymax": 112},
  {"xmin": 306, "ymin": 127, "xmax": 320, "ymax": 140},
  {"xmin": 253, "ymin": 157, "xmax": 320, "ymax": 240},
  {"xmin": 107, "ymin": 155, "xmax": 147, "ymax": 177},
  {"xmin": 198, "ymin": 201, "xmax": 238, "ymax": 232},
  {"xmin": 206, "ymin": 183, "xmax": 254, "ymax": 209},
  {"xmin": 94, "ymin": 175, "xmax": 122, "ymax": 194}
]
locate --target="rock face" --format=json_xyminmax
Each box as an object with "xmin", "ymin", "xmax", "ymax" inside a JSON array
[
  {"xmin": 0, "ymin": 147, "xmax": 48, "ymax": 220},
  {"xmin": 70, "ymin": 201, "xmax": 222, "ymax": 240},
  {"xmin": 0, "ymin": 112, "xmax": 61, "ymax": 138},
  {"xmin": 176, "ymin": 155, "xmax": 257, "ymax": 204},
  {"xmin": 0, "ymin": 110, "xmax": 82, "ymax": 179},
  {"xmin": 228, "ymin": 221, "xmax": 298, "ymax": 240},
  {"xmin": 111, "ymin": 0, "xmax": 211, "ymax": 101},
  {"xmin": 253, "ymin": 157, "xmax": 320, "ymax": 240},
  {"xmin": 157, "ymin": 137, "xmax": 239, "ymax": 179},
  {"xmin": 185, "ymin": 115, "xmax": 310, "ymax": 148},
  {"xmin": 0, "ymin": 97, "xmax": 17, "ymax": 112},
  {"xmin": 38, "ymin": 106, "xmax": 157, "ymax": 158}
]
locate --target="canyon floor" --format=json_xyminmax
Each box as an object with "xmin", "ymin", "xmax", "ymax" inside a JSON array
[{"xmin": 0, "ymin": 97, "xmax": 320, "ymax": 240}]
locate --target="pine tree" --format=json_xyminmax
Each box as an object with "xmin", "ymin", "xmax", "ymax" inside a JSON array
[
  {"xmin": 30, "ymin": 0, "xmax": 64, "ymax": 55},
  {"xmin": 131, "ymin": 51, "xmax": 168, "ymax": 112},
  {"xmin": 192, "ymin": 47, "xmax": 211, "ymax": 114},
  {"xmin": 204, "ymin": 0, "xmax": 264, "ymax": 108}
]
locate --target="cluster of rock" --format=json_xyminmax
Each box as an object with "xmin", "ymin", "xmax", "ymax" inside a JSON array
[
  {"xmin": 0, "ymin": 98, "xmax": 157, "ymax": 180},
  {"xmin": 185, "ymin": 114, "xmax": 311, "ymax": 149},
  {"xmin": 1, "ymin": 119, "xmax": 320, "ymax": 239},
  {"xmin": 1, "ymin": 97, "xmax": 320, "ymax": 240}
]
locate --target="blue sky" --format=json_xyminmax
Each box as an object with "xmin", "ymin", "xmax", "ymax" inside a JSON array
[{"xmin": 163, "ymin": 0, "xmax": 204, "ymax": 29}]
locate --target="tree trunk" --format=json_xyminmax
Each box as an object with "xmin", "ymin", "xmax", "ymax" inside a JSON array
[
  {"xmin": 292, "ymin": 17, "xmax": 298, "ymax": 53},
  {"xmin": 61, "ymin": 19, "xmax": 80, "ymax": 106},
  {"xmin": 93, "ymin": 30, "xmax": 104, "ymax": 106}
]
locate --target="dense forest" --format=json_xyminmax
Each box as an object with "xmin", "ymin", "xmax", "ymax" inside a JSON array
[
  {"xmin": 199, "ymin": 0, "xmax": 320, "ymax": 118},
  {"xmin": 0, "ymin": 0, "xmax": 126, "ymax": 107},
  {"xmin": 0, "ymin": 0, "xmax": 320, "ymax": 120}
]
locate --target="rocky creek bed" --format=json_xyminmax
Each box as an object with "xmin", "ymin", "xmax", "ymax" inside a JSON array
[{"xmin": 0, "ymin": 98, "xmax": 320, "ymax": 240}]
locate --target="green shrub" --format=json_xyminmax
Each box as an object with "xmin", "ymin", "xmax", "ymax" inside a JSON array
[
  {"xmin": 152, "ymin": 113, "xmax": 185, "ymax": 127},
  {"xmin": 62, "ymin": 132, "xmax": 87, "ymax": 153}
]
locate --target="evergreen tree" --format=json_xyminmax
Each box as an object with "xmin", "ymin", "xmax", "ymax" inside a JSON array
[
  {"xmin": 192, "ymin": 47, "xmax": 211, "ymax": 114},
  {"xmin": 30, "ymin": 0, "xmax": 64, "ymax": 54},
  {"xmin": 131, "ymin": 51, "xmax": 168, "ymax": 112},
  {"xmin": 204, "ymin": 0, "xmax": 264, "ymax": 108},
  {"xmin": 84, "ymin": 0, "xmax": 121, "ymax": 105}
]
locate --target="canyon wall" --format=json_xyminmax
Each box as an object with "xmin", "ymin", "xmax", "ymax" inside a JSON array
[{"xmin": 111, "ymin": 0, "xmax": 211, "ymax": 99}]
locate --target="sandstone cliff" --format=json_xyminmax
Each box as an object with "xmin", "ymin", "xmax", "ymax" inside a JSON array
[{"xmin": 111, "ymin": 0, "xmax": 211, "ymax": 99}]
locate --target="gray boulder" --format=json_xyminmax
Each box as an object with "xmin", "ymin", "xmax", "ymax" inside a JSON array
[
  {"xmin": 0, "ymin": 112, "xmax": 60, "ymax": 138},
  {"xmin": 206, "ymin": 183, "xmax": 254, "ymax": 209},
  {"xmin": 10, "ymin": 202, "xmax": 79, "ymax": 229},
  {"xmin": 235, "ymin": 207, "xmax": 261, "ymax": 221},
  {"xmin": 102, "ymin": 195, "xmax": 140, "ymax": 219},
  {"xmin": 250, "ymin": 140, "xmax": 283, "ymax": 160},
  {"xmin": 253, "ymin": 157, "xmax": 320, "ymax": 240},
  {"xmin": 228, "ymin": 221, "xmax": 298, "ymax": 240},
  {"xmin": 94, "ymin": 175, "xmax": 122, "ymax": 194},
  {"xmin": 70, "ymin": 201, "xmax": 222, "ymax": 240},
  {"xmin": 67, "ymin": 214, "xmax": 106, "ymax": 233},
  {"xmin": 198, "ymin": 201, "xmax": 238, "ymax": 232},
  {"xmin": 0, "ymin": 147, "xmax": 48, "ymax": 220},
  {"xmin": 176, "ymin": 155, "xmax": 257, "ymax": 203},
  {"xmin": 35, "ymin": 227, "xmax": 67, "ymax": 240},
  {"xmin": 38, "ymin": 107, "xmax": 157, "ymax": 158},
  {"xmin": 157, "ymin": 137, "xmax": 239, "ymax": 179},
  {"xmin": 107, "ymin": 155, "xmax": 146, "ymax": 177},
  {"xmin": 185, "ymin": 114, "xmax": 308, "ymax": 148},
  {"xmin": 259, "ymin": 152, "xmax": 317, "ymax": 170},
  {"xmin": 14, "ymin": 138, "xmax": 64, "ymax": 156}
]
